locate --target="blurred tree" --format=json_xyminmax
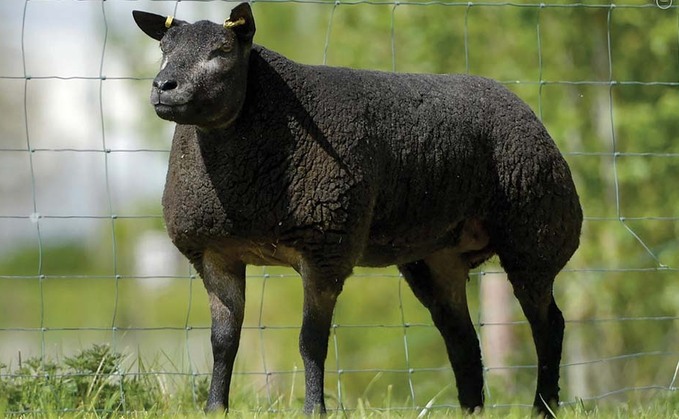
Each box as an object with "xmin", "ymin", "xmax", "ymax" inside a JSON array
[
  {"xmin": 1, "ymin": 0, "xmax": 677, "ymax": 410},
  {"xmin": 299, "ymin": 0, "xmax": 679, "ymax": 404}
]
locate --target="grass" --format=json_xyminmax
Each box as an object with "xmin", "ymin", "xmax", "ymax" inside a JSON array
[
  {"xmin": 0, "ymin": 344, "xmax": 209, "ymax": 416},
  {"xmin": 0, "ymin": 345, "xmax": 677, "ymax": 418}
]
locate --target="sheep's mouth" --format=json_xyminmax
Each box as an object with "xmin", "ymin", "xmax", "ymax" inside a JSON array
[
  {"xmin": 150, "ymin": 88, "xmax": 194, "ymax": 120},
  {"xmin": 152, "ymin": 94, "xmax": 194, "ymax": 120},
  {"xmin": 154, "ymin": 103, "xmax": 190, "ymax": 121}
]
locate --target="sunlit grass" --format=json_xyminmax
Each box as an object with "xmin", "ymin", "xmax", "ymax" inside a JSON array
[
  {"xmin": 1, "ymin": 345, "xmax": 677, "ymax": 418},
  {"xmin": 0, "ymin": 344, "xmax": 208, "ymax": 416}
]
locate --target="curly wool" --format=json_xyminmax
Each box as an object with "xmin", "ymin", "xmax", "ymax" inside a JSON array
[{"xmin": 162, "ymin": 45, "xmax": 582, "ymax": 278}]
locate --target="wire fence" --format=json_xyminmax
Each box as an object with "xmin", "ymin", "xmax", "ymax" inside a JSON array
[{"xmin": 1, "ymin": 0, "xmax": 678, "ymax": 414}]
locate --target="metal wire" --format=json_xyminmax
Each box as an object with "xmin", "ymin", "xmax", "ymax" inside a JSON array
[{"xmin": 0, "ymin": 0, "xmax": 677, "ymax": 415}]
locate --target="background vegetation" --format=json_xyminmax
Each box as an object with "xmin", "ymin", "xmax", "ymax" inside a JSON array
[{"xmin": 0, "ymin": 0, "xmax": 677, "ymax": 415}]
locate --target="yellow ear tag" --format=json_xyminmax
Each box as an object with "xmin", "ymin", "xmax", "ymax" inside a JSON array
[
  {"xmin": 165, "ymin": 15, "xmax": 174, "ymax": 29},
  {"xmin": 224, "ymin": 17, "xmax": 245, "ymax": 29}
]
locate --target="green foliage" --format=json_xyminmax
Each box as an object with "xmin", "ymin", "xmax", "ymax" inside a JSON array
[
  {"xmin": 2, "ymin": 1, "xmax": 679, "ymax": 415},
  {"xmin": 0, "ymin": 344, "xmax": 209, "ymax": 416},
  {"xmin": 0, "ymin": 345, "xmax": 677, "ymax": 417}
]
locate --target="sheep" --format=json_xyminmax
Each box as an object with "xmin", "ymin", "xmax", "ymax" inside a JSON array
[{"xmin": 133, "ymin": 3, "xmax": 582, "ymax": 416}]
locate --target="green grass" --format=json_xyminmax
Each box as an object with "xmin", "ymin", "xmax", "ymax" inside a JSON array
[
  {"xmin": 1, "ymin": 345, "xmax": 677, "ymax": 418},
  {"xmin": 0, "ymin": 344, "xmax": 208, "ymax": 416}
]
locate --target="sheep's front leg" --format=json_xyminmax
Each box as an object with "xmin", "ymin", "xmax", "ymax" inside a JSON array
[
  {"xmin": 299, "ymin": 264, "xmax": 345, "ymax": 414},
  {"xmin": 201, "ymin": 250, "xmax": 246, "ymax": 412}
]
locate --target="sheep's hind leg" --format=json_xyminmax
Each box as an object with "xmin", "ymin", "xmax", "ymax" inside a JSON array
[
  {"xmin": 398, "ymin": 250, "xmax": 484, "ymax": 412},
  {"xmin": 201, "ymin": 250, "xmax": 246, "ymax": 412},
  {"xmin": 298, "ymin": 263, "xmax": 346, "ymax": 414},
  {"xmin": 507, "ymin": 271, "xmax": 564, "ymax": 418}
]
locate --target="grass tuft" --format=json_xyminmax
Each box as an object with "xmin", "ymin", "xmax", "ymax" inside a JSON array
[{"xmin": 0, "ymin": 344, "xmax": 208, "ymax": 416}]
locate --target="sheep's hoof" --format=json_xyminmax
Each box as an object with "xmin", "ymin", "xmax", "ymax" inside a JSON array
[
  {"xmin": 534, "ymin": 397, "xmax": 558, "ymax": 418},
  {"xmin": 204, "ymin": 402, "xmax": 226, "ymax": 415},
  {"xmin": 462, "ymin": 405, "xmax": 483, "ymax": 416},
  {"xmin": 302, "ymin": 403, "xmax": 327, "ymax": 416}
]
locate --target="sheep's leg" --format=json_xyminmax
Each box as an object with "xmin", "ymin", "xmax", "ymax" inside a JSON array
[
  {"xmin": 508, "ymin": 274, "xmax": 563, "ymax": 417},
  {"xmin": 298, "ymin": 265, "xmax": 345, "ymax": 414},
  {"xmin": 398, "ymin": 250, "xmax": 484, "ymax": 412},
  {"xmin": 201, "ymin": 251, "xmax": 246, "ymax": 412}
]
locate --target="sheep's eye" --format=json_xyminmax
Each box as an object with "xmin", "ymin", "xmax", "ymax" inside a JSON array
[{"xmin": 219, "ymin": 43, "xmax": 233, "ymax": 53}]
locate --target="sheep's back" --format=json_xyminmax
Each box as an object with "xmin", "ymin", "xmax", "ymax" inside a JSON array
[
  {"xmin": 285, "ymin": 65, "xmax": 510, "ymax": 239},
  {"xmin": 288, "ymin": 61, "xmax": 580, "ymax": 267}
]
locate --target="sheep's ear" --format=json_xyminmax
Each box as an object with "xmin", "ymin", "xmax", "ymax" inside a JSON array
[
  {"xmin": 226, "ymin": 3, "xmax": 256, "ymax": 44},
  {"xmin": 133, "ymin": 10, "xmax": 187, "ymax": 41}
]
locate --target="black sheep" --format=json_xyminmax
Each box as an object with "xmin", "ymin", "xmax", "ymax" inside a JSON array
[{"xmin": 133, "ymin": 3, "xmax": 582, "ymax": 416}]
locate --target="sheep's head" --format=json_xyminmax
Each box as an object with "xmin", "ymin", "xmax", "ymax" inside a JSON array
[{"xmin": 133, "ymin": 3, "xmax": 255, "ymax": 128}]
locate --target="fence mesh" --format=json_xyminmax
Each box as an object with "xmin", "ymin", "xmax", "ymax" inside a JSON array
[{"xmin": 0, "ymin": 0, "xmax": 678, "ymax": 414}]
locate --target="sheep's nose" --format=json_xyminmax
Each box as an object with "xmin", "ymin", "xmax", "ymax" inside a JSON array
[{"xmin": 153, "ymin": 78, "xmax": 178, "ymax": 91}]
